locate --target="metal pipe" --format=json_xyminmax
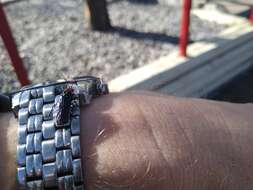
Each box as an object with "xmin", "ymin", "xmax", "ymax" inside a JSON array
[
  {"xmin": 250, "ymin": 7, "xmax": 253, "ymax": 23},
  {"xmin": 0, "ymin": 3, "xmax": 30, "ymax": 86},
  {"xmin": 179, "ymin": 0, "xmax": 192, "ymax": 57}
]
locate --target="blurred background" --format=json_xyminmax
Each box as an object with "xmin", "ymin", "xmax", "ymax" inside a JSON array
[{"xmin": 1, "ymin": 0, "xmax": 253, "ymax": 103}]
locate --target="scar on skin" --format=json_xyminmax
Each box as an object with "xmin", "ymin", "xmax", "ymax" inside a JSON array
[
  {"xmin": 93, "ymin": 118, "xmax": 118, "ymax": 145},
  {"xmin": 94, "ymin": 128, "xmax": 107, "ymax": 144}
]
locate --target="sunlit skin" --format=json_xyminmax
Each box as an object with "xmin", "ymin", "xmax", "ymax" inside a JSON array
[{"xmin": 1, "ymin": 91, "xmax": 253, "ymax": 189}]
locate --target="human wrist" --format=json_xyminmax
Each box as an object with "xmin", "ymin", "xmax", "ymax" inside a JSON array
[
  {"xmin": 0, "ymin": 112, "xmax": 18, "ymax": 189},
  {"xmin": 9, "ymin": 76, "xmax": 108, "ymax": 189},
  {"xmin": 79, "ymin": 93, "xmax": 176, "ymax": 190}
]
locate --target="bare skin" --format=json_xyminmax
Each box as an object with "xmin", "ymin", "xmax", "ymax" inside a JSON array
[{"xmin": 1, "ymin": 91, "xmax": 253, "ymax": 189}]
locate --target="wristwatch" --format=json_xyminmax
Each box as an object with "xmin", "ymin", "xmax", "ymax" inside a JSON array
[{"xmin": 10, "ymin": 76, "xmax": 109, "ymax": 190}]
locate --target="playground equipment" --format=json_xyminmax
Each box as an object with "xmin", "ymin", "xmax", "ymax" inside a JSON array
[
  {"xmin": 0, "ymin": 0, "xmax": 252, "ymax": 86},
  {"xmin": 179, "ymin": 0, "xmax": 191, "ymax": 57},
  {"xmin": 84, "ymin": 0, "xmax": 111, "ymax": 31},
  {"xmin": 0, "ymin": 3, "xmax": 30, "ymax": 86},
  {"xmin": 250, "ymin": 7, "xmax": 253, "ymax": 23}
]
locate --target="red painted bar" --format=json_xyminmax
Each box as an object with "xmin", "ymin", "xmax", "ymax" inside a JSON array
[
  {"xmin": 0, "ymin": 3, "xmax": 30, "ymax": 86},
  {"xmin": 250, "ymin": 7, "xmax": 253, "ymax": 23},
  {"xmin": 179, "ymin": 0, "xmax": 192, "ymax": 57}
]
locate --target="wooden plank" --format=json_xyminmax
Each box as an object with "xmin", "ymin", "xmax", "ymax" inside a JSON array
[
  {"xmin": 129, "ymin": 31, "xmax": 253, "ymax": 91},
  {"xmin": 158, "ymin": 37, "xmax": 253, "ymax": 95},
  {"xmin": 192, "ymin": 9, "xmax": 248, "ymax": 25},
  {"xmin": 159, "ymin": 43, "xmax": 253, "ymax": 97},
  {"xmin": 109, "ymin": 24, "xmax": 253, "ymax": 92},
  {"xmin": 191, "ymin": 60, "xmax": 253, "ymax": 97}
]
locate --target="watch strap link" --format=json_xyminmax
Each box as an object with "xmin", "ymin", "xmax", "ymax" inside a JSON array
[{"xmin": 14, "ymin": 85, "xmax": 84, "ymax": 190}]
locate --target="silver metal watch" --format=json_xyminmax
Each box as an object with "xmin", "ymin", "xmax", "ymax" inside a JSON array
[{"xmin": 11, "ymin": 76, "xmax": 109, "ymax": 190}]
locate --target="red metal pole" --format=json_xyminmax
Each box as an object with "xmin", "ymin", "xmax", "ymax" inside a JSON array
[
  {"xmin": 179, "ymin": 0, "xmax": 192, "ymax": 57},
  {"xmin": 0, "ymin": 3, "xmax": 30, "ymax": 86},
  {"xmin": 250, "ymin": 7, "xmax": 253, "ymax": 23}
]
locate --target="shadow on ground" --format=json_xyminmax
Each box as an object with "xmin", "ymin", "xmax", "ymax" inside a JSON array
[
  {"xmin": 127, "ymin": 0, "xmax": 158, "ymax": 4},
  {"xmin": 109, "ymin": 0, "xmax": 158, "ymax": 5},
  {"xmin": 111, "ymin": 26, "xmax": 188, "ymax": 45}
]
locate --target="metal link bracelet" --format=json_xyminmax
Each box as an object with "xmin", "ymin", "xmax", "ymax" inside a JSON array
[{"xmin": 11, "ymin": 77, "xmax": 109, "ymax": 190}]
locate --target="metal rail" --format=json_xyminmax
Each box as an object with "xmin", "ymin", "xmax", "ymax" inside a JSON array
[
  {"xmin": 0, "ymin": 2, "xmax": 30, "ymax": 86},
  {"xmin": 250, "ymin": 7, "xmax": 253, "ymax": 23},
  {"xmin": 179, "ymin": 0, "xmax": 192, "ymax": 57}
]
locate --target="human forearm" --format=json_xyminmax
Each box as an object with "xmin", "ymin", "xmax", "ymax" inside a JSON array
[
  {"xmin": 1, "ymin": 92, "xmax": 253, "ymax": 190},
  {"xmin": 80, "ymin": 92, "xmax": 253, "ymax": 190}
]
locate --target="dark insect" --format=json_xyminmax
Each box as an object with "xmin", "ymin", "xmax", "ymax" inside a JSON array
[{"xmin": 53, "ymin": 86, "xmax": 75, "ymax": 127}]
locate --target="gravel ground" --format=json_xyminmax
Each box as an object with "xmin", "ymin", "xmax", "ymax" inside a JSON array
[{"xmin": 0, "ymin": 0, "xmax": 227, "ymax": 93}]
